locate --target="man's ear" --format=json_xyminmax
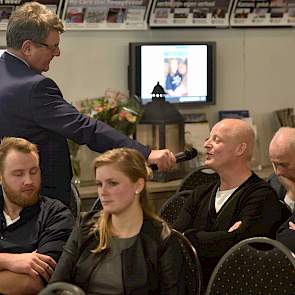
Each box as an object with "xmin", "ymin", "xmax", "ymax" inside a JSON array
[
  {"xmin": 21, "ymin": 40, "xmax": 32, "ymax": 56},
  {"xmin": 235, "ymin": 142, "xmax": 247, "ymax": 157},
  {"xmin": 0, "ymin": 175, "xmax": 2, "ymax": 185}
]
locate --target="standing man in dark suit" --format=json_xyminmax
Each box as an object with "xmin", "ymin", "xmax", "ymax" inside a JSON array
[{"xmin": 0, "ymin": 2, "xmax": 176, "ymax": 206}]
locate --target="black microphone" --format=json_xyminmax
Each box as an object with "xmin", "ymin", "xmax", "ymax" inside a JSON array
[{"xmin": 150, "ymin": 147, "xmax": 198, "ymax": 170}]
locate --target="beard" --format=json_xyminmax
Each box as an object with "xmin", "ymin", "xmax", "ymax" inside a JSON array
[{"xmin": 2, "ymin": 179, "xmax": 40, "ymax": 208}]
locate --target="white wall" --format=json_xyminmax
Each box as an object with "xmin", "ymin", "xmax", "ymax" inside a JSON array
[{"xmin": 1, "ymin": 28, "xmax": 295, "ymax": 165}]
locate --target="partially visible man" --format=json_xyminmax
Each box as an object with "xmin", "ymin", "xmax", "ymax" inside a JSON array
[
  {"xmin": 0, "ymin": 2, "xmax": 176, "ymax": 207},
  {"xmin": 0, "ymin": 137, "xmax": 74, "ymax": 295},
  {"xmin": 269, "ymin": 127, "xmax": 295, "ymax": 252},
  {"xmin": 268, "ymin": 127, "xmax": 295, "ymax": 211},
  {"xmin": 173, "ymin": 119, "xmax": 282, "ymax": 288}
]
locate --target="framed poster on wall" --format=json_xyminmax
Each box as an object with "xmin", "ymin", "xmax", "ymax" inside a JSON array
[
  {"xmin": 0, "ymin": 0, "xmax": 64, "ymax": 30},
  {"xmin": 62, "ymin": 0, "xmax": 152, "ymax": 30},
  {"xmin": 230, "ymin": 0, "xmax": 295, "ymax": 27},
  {"xmin": 149, "ymin": 0, "xmax": 234, "ymax": 27}
]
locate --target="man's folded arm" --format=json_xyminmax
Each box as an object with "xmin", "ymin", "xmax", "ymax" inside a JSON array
[{"xmin": 0, "ymin": 270, "xmax": 43, "ymax": 295}]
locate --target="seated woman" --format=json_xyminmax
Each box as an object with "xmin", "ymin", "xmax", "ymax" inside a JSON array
[{"xmin": 50, "ymin": 148, "xmax": 185, "ymax": 294}]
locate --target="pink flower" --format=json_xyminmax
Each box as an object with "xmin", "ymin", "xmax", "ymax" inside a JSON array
[{"xmin": 119, "ymin": 111, "xmax": 127, "ymax": 121}]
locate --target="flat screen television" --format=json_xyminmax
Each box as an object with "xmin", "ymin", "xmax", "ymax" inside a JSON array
[{"xmin": 129, "ymin": 42, "xmax": 216, "ymax": 106}]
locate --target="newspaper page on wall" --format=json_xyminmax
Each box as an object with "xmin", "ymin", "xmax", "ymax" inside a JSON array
[
  {"xmin": 149, "ymin": 0, "xmax": 234, "ymax": 27},
  {"xmin": 62, "ymin": 0, "xmax": 152, "ymax": 30}
]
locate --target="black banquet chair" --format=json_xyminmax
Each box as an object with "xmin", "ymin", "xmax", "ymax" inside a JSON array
[
  {"xmin": 38, "ymin": 282, "xmax": 85, "ymax": 295},
  {"xmin": 206, "ymin": 237, "xmax": 295, "ymax": 295},
  {"xmin": 172, "ymin": 229, "xmax": 202, "ymax": 295},
  {"xmin": 69, "ymin": 181, "xmax": 81, "ymax": 219},
  {"xmin": 159, "ymin": 190, "xmax": 193, "ymax": 226},
  {"xmin": 176, "ymin": 165, "xmax": 219, "ymax": 193},
  {"xmin": 91, "ymin": 195, "xmax": 103, "ymax": 211}
]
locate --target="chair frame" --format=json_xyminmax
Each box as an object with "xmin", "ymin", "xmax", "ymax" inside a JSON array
[
  {"xmin": 172, "ymin": 229, "xmax": 202, "ymax": 295},
  {"xmin": 206, "ymin": 237, "xmax": 295, "ymax": 295},
  {"xmin": 70, "ymin": 181, "xmax": 81, "ymax": 218},
  {"xmin": 38, "ymin": 282, "xmax": 85, "ymax": 295},
  {"xmin": 176, "ymin": 165, "xmax": 219, "ymax": 193},
  {"xmin": 91, "ymin": 195, "xmax": 102, "ymax": 211},
  {"xmin": 159, "ymin": 190, "xmax": 193, "ymax": 225}
]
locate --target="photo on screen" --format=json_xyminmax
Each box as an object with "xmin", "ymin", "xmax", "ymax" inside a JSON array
[{"xmin": 140, "ymin": 44, "xmax": 208, "ymax": 103}]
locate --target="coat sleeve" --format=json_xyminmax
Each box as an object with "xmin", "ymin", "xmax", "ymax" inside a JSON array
[
  {"xmin": 37, "ymin": 201, "xmax": 75, "ymax": 262},
  {"xmin": 49, "ymin": 221, "xmax": 81, "ymax": 282},
  {"xmin": 276, "ymin": 213, "xmax": 295, "ymax": 253},
  {"xmin": 172, "ymin": 190, "xmax": 201, "ymax": 233},
  {"xmin": 31, "ymin": 78, "xmax": 150, "ymax": 158}
]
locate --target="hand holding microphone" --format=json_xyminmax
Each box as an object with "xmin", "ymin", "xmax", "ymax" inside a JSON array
[{"xmin": 149, "ymin": 147, "xmax": 198, "ymax": 171}]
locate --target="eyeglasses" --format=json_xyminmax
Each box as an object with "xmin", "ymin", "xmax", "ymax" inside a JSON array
[{"xmin": 32, "ymin": 41, "xmax": 59, "ymax": 52}]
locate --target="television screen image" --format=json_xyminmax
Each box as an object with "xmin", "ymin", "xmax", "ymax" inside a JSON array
[{"xmin": 129, "ymin": 42, "xmax": 215, "ymax": 106}]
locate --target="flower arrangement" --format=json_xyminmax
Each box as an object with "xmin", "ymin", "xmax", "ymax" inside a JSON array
[
  {"xmin": 79, "ymin": 88, "xmax": 142, "ymax": 136},
  {"xmin": 69, "ymin": 89, "xmax": 143, "ymax": 179}
]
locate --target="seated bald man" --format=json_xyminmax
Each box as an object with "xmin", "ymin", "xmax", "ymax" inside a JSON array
[
  {"xmin": 268, "ymin": 127, "xmax": 295, "ymax": 211},
  {"xmin": 173, "ymin": 118, "xmax": 282, "ymax": 289},
  {"xmin": 0, "ymin": 137, "xmax": 74, "ymax": 295},
  {"xmin": 269, "ymin": 127, "xmax": 295, "ymax": 252}
]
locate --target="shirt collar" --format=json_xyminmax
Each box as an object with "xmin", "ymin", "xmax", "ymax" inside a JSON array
[{"xmin": 6, "ymin": 50, "xmax": 30, "ymax": 68}]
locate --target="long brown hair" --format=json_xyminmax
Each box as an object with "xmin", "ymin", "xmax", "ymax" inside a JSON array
[{"xmin": 92, "ymin": 148, "xmax": 162, "ymax": 254}]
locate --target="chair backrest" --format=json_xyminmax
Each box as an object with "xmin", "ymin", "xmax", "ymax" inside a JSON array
[
  {"xmin": 177, "ymin": 166, "xmax": 219, "ymax": 193},
  {"xmin": 172, "ymin": 229, "xmax": 202, "ymax": 295},
  {"xmin": 38, "ymin": 282, "xmax": 85, "ymax": 295},
  {"xmin": 206, "ymin": 237, "xmax": 295, "ymax": 295},
  {"xmin": 91, "ymin": 196, "xmax": 103, "ymax": 211},
  {"xmin": 69, "ymin": 181, "xmax": 81, "ymax": 218},
  {"xmin": 159, "ymin": 190, "xmax": 193, "ymax": 226}
]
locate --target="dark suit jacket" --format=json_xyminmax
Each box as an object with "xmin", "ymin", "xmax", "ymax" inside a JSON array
[
  {"xmin": 267, "ymin": 173, "xmax": 286, "ymax": 201},
  {"xmin": 0, "ymin": 52, "xmax": 150, "ymax": 205}
]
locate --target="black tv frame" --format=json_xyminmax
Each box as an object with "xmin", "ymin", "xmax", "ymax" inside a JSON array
[{"xmin": 128, "ymin": 41, "xmax": 216, "ymax": 107}]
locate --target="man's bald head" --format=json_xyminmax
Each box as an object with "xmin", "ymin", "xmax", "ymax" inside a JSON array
[
  {"xmin": 214, "ymin": 119, "xmax": 255, "ymax": 161},
  {"xmin": 269, "ymin": 127, "xmax": 295, "ymax": 183},
  {"xmin": 270, "ymin": 127, "xmax": 295, "ymax": 154}
]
